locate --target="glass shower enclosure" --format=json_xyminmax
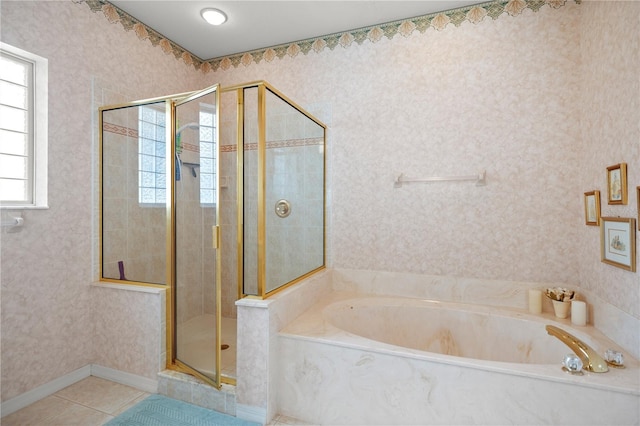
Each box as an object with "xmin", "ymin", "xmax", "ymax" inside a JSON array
[
  {"xmin": 99, "ymin": 81, "xmax": 326, "ymax": 389},
  {"xmin": 229, "ymin": 82, "xmax": 326, "ymax": 298}
]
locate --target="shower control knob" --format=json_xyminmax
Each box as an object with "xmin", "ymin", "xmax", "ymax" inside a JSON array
[{"xmin": 275, "ymin": 199, "xmax": 291, "ymax": 218}]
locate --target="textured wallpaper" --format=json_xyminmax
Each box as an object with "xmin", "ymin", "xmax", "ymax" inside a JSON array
[
  {"xmin": 577, "ymin": 1, "xmax": 640, "ymax": 318},
  {"xmin": 209, "ymin": 5, "xmax": 584, "ymax": 282},
  {"xmin": 1, "ymin": 0, "xmax": 638, "ymax": 406},
  {"xmin": 0, "ymin": 1, "xmax": 208, "ymax": 401},
  {"xmin": 205, "ymin": 2, "xmax": 638, "ymax": 321}
]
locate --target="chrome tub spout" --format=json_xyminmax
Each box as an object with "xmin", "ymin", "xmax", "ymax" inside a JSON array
[{"xmin": 546, "ymin": 325, "xmax": 609, "ymax": 373}]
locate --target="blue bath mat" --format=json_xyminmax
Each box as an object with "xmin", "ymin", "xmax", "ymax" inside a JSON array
[{"xmin": 105, "ymin": 394, "xmax": 259, "ymax": 426}]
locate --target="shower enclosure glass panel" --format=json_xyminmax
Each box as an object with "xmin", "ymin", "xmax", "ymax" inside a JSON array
[
  {"xmin": 174, "ymin": 86, "xmax": 221, "ymax": 385},
  {"xmin": 239, "ymin": 82, "xmax": 326, "ymax": 298},
  {"xmin": 264, "ymin": 90, "xmax": 325, "ymax": 293},
  {"xmin": 100, "ymin": 101, "xmax": 168, "ymax": 285}
]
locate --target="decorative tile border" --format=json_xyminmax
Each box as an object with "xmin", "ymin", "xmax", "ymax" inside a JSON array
[
  {"xmin": 221, "ymin": 137, "xmax": 324, "ymax": 152},
  {"xmin": 104, "ymin": 122, "xmax": 200, "ymax": 153},
  {"xmin": 103, "ymin": 122, "xmax": 138, "ymax": 138},
  {"xmin": 103, "ymin": 122, "xmax": 322, "ymax": 154},
  {"xmin": 181, "ymin": 142, "xmax": 199, "ymax": 154},
  {"xmin": 78, "ymin": 0, "xmax": 579, "ymax": 73}
]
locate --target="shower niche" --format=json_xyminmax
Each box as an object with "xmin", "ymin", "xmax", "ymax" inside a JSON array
[{"xmin": 99, "ymin": 81, "xmax": 326, "ymax": 388}]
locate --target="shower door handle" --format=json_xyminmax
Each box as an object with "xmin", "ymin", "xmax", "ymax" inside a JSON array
[{"xmin": 212, "ymin": 226, "xmax": 220, "ymax": 249}]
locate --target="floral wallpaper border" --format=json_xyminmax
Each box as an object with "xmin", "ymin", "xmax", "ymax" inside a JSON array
[{"xmin": 77, "ymin": 0, "xmax": 579, "ymax": 73}]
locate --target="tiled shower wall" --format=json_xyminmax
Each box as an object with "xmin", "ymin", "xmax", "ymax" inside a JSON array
[
  {"xmin": 219, "ymin": 90, "xmax": 239, "ymax": 319},
  {"xmin": 102, "ymin": 116, "xmax": 166, "ymax": 285},
  {"xmin": 175, "ymin": 161, "xmax": 216, "ymax": 324},
  {"xmin": 174, "ymin": 91, "xmax": 219, "ymax": 323}
]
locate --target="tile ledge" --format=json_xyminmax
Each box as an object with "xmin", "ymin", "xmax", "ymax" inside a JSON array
[
  {"xmin": 235, "ymin": 297, "xmax": 272, "ymax": 308},
  {"xmin": 91, "ymin": 282, "xmax": 166, "ymax": 294}
]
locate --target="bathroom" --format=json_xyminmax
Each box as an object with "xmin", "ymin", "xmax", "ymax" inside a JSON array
[{"xmin": 1, "ymin": 0, "xmax": 638, "ymax": 425}]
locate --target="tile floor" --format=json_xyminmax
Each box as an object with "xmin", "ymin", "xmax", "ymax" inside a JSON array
[
  {"xmin": 1, "ymin": 376, "xmax": 308, "ymax": 425},
  {"xmin": 1, "ymin": 377, "xmax": 148, "ymax": 425}
]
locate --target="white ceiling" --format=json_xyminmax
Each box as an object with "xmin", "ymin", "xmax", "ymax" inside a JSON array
[{"xmin": 109, "ymin": 1, "xmax": 483, "ymax": 60}]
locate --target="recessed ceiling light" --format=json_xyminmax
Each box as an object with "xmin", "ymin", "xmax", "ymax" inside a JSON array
[{"xmin": 201, "ymin": 8, "xmax": 227, "ymax": 26}]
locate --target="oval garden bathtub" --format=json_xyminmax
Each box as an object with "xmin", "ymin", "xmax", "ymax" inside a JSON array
[
  {"xmin": 277, "ymin": 293, "xmax": 639, "ymax": 425},
  {"xmin": 323, "ymin": 296, "xmax": 585, "ymax": 364}
]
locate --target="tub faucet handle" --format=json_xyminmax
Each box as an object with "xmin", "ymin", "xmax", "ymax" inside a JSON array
[{"xmin": 545, "ymin": 325, "xmax": 608, "ymax": 373}]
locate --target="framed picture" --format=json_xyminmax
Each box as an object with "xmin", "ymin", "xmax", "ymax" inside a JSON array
[
  {"xmin": 606, "ymin": 163, "xmax": 627, "ymax": 205},
  {"xmin": 583, "ymin": 190, "xmax": 601, "ymax": 226},
  {"xmin": 600, "ymin": 217, "xmax": 636, "ymax": 271}
]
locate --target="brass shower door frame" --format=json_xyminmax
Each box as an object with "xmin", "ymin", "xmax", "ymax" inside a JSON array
[
  {"xmin": 221, "ymin": 81, "xmax": 327, "ymax": 301},
  {"xmin": 170, "ymin": 83, "xmax": 223, "ymax": 389},
  {"xmin": 98, "ymin": 84, "xmax": 224, "ymax": 390},
  {"xmin": 99, "ymin": 80, "xmax": 327, "ymax": 391},
  {"xmin": 99, "ymin": 90, "xmax": 193, "ymax": 289}
]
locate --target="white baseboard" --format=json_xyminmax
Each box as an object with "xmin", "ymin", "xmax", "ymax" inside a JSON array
[
  {"xmin": 1, "ymin": 364, "xmax": 158, "ymax": 418},
  {"xmin": 236, "ymin": 403, "xmax": 267, "ymax": 425},
  {"xmin": 90, "ymin": 365, "xmax": 158, "ymax": 394},
  {"xmin": 0, "ymin": 365, "xmax": 91, "ymax": 418}
]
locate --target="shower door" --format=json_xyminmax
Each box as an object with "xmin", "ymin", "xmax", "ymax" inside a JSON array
[{"xmin": 173, "ymin": 84, "xmax": 222, "ymax": 388}]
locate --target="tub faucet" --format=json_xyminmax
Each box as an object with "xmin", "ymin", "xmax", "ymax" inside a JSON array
[{"xmin": 545, "ymin": 325, "xmax": 608, "ymax": 373}]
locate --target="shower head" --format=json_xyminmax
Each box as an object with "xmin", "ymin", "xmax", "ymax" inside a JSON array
[{"xmin": 176, "ymin": 122, "xmax": 199, "ymax": 135}]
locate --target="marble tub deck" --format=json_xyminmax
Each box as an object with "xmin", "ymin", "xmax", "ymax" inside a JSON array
[{"xmin": 280, "ymin": 291, "xmax": 639, "ymax": 398}]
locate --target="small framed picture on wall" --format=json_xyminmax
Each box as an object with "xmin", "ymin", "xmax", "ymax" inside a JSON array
[
  {"xmin": 600, "ymin": 217, "xmax": 636, "ymax": 272},
  {"xmin": 584, "ymin": 190, "xmax": 601, "ymax": 226},
  {"xmin": 606, "ymin": 163, "xmax": 627, "ymax": 205}
]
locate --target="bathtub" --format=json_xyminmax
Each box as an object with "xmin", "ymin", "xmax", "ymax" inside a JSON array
[
  {"xmin": 324, "ymin": 296, "xmax": 600, "ymax": 365},
  {"xmin": 277, "ymin": 292, "xmax": 639, "ymax": 425}
]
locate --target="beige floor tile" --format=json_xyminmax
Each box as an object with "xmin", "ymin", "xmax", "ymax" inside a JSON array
[
  {"xmin": 110, "ymin": 392, "xmax": 150, "ymax": 417},
  {"xmin": 269, "ymin": 414, "xmax": 314, "ymax": 425},
  {"xmin": 1, "ymin": 396, "xmax": 74, "ymax": 426},
  {"xmin": 55, "ymin": 376, "xmax": 145, "ymax": 414},
  {"xmin": 46, "ymin": 402, "xmax": 113, "ymax": 426}
]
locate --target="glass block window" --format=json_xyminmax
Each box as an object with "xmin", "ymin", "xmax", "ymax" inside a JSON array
[
  {"xmin": 137, "ymin": 103, "xmax": 215, "ymax": 206},
  {"xmin": 138, "ymin": 105, "xmax": 166, "ymax": 205},
  {"xmin": 199, "ymin": 104, "xmax": 216, "ymax": 206}
]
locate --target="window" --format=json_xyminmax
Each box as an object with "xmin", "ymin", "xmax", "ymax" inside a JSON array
[
  {"xmin": 138, "ymin": 103, "xmax": 216, "ymax": 206},
  {"xmin": 0, "ymin": 43, "xmax": 48, "ymax": 208},
  {"xmin": 198, "ymin": 104, "xmax": 216, "ymax": 206},
  {"xmin": 138, "ymin": 105, "xmax": 166, "ymax": 205}
]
